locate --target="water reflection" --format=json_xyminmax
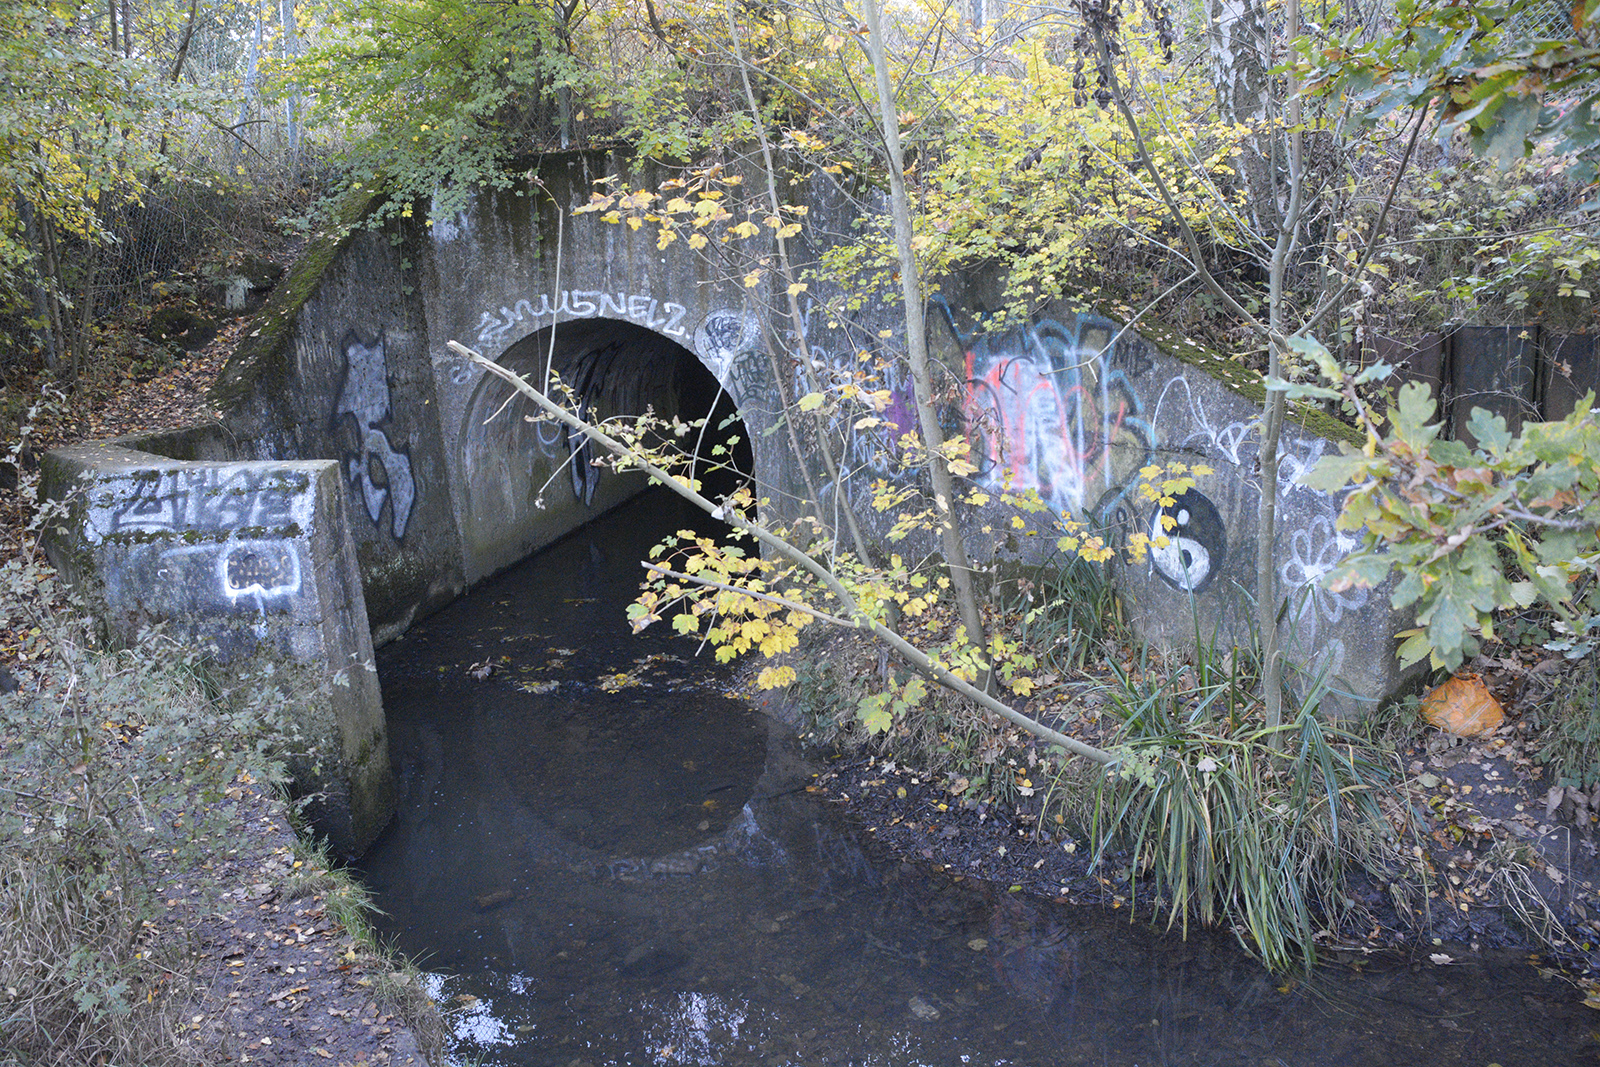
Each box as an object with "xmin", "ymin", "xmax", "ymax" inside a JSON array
[{"xmin": 360, "ymin": 490, "xmax": 1590, "ymax": 1067}]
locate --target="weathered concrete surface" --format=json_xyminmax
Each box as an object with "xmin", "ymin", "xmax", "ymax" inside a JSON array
[
  {"xmin": 212, "ymin": 212, "xmax": 467, "ymax": 645},
  {"xmin": 39, "ymin": 443, "xmax": 394, "ymax": 854},
  {"xmin": 926, "ymin": 283, "xmax": 1417, "ymax": 716}
]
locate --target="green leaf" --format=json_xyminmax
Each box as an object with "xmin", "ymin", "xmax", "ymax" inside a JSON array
[
  {"xmin": 1465, "ymin": 407, "xmax": 1513, "ymax": 455},
  {"xmin": 1299, "ymin": 448, "xmax": 1378, "ymax": 491},
  {"xmin": 798, "ymin": 392, "xmax": 826, "ymax": 412},
  {"xmin": 1476, "ymin": 93, "xmax": 1542, "ymax": 170},
  {"xmin": 1426, "ymin": 438, "xmax": 1477, "ymax": 467},
  {"xmin": 858, "ymin": 692, "xmax": 893, "ymax": 734},
  {"xmin": 1393, "ymin": 382, "xmax": 1441, "ymax": 444}
]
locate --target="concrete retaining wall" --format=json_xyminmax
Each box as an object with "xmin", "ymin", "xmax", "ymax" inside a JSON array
[
  {"xmin": 42, "ymin": 149, "xmax": 1442, "ymax": 848},
  {"xmin": 40, "ymin": 443, "xmax": 393, "ymax": 854}
]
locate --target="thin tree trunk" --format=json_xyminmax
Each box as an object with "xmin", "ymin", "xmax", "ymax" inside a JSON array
[
  {"xmin": 230, "ymin": 1, "xmax": 264, "ymax": 166},
  {"xmin": 1258, "ymin": 0, "xmax": 1304, "ymax": 745},
  {"xmin": 280, "ymin": 0, "xmax": 301, "ymax": 172},
  {"xmin": 725, "ymin": 3, "xmax": 875, "ymax": 567},
  {"xmin": 160, "ymin": 0, "xmax": 201, "ymax": 156},
  {"xmin": 861, "ymin": 0, "xmax": 989, "ymax": 670}
]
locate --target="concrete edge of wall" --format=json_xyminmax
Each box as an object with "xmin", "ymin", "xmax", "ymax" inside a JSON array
[{"xmin": 38, "ymin": 442, "xmax": 394, "ymax": 855}]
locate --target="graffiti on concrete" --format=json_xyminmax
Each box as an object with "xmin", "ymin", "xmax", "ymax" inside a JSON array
[
  {"xmin": 694, "ymin": 310, "xmax": 772, "ymax": 408},
  {"xmin": 220, "ymin": 541, "xmax": 303, "ymax": 601},
  {"xmin": 568, "ymin": 399, "xmax": 599, "ymax": 506},
  {"xmin": 1148, "ymin": 488, "xmax": 1227, "ymax": 593},
  {"xmin": 106, "ymin": 467, "xmax": 307, "ymax": 535},
  {"xmin": 153, "ymin": 538, "xmax": 302, "ymax": 639},
  {"xmin": 476, "ymin": 290, "xmax": 689, "ymax": 345},
  {"xmin": 335, "ymin": 331, "xmax": 416, "ymax": 540},
  {"xmin": 1280, "ymin": 515, "xmax": 1368, "ymax": 642},
  {"xmin": 938, "ymin": 299, "xmax": 1156, "ymax": 516}
]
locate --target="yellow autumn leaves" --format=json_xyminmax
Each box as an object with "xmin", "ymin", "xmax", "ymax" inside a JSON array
[{"xmin": 575, "ymin": 164, "xmax": 807, "ymax": 281}]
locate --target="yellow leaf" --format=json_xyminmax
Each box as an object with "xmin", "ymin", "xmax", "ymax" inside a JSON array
[
  {"xmin": 743, "ymin": 269, "xmax": 765, "ymax": 288},
  {"xmin": 798, "ymin": 392, "xmax": 826, "ymax": 412},
  {"xmin": 688, "ymin": 232, "xmax": 709, "ymax": 250},
  {"xmin": 787, "ymin": 282, "xmax": 808, "ymax": 296}
]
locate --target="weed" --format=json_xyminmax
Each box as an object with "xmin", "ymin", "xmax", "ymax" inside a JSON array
[
  {"xmin": 1004, "ymin": 554, "xmax": 1116, "ymax": 676},
  {"xmin": 1087, "ymin": 631, "xmax": 1401, "ymax": 974},
  {"xmin": 1532, "ymin": 654, "xmax": 1600, "ymax": 790}
]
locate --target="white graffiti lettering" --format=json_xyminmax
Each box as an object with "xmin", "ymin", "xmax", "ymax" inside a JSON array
[
  {"xmin": 103, "ymin": 466, "xmax": 310, "ymax": 536},
  {"xmin": 475, "ymin": 290, "xmax": 689, "ymax": 344}
]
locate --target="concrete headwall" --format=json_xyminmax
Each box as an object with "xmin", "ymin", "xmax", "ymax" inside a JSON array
[
  {"xmin": 42, "ymin": 149, "xmax": 1426, "ymax": 850},
  {"xmin": 40, "ymin": 443, "xmax": 393, "ymax": 854},
  {"xmin": 925, "ymin": 285, "xmax": 1409, "ymax": 714},
  {"xmin": 211, "ymin": 212, "xmax": 466, "ymax": 644}
]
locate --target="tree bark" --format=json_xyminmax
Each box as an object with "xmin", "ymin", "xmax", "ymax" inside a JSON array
[{"xmin": 861, "ymin": 0, "xmax": 989, "ymax": 671}]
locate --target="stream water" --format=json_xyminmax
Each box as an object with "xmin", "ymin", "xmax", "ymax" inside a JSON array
[{"xmin": 358, "ymin": 489, "xmax": 1591, "ymax": 1066}]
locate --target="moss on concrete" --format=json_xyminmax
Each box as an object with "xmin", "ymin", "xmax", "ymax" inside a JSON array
[
  {"xmin": 1116, "ymin": 316, "xmax": 1366, "ymax": 450},
  {"xmin": 209, "ymin": 188, "xmax": 381, "ymax": 414}
]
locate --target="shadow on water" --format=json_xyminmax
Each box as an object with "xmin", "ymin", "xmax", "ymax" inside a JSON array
[{"xmin": 359, "ymin": 489, "xmax": 1593, "ymax": 1067}]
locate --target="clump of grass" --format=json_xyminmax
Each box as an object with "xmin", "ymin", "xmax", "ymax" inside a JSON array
[
  {"xmin": 1004, "ymin": 554, "xmax": 1117, "ymax": 675},
  {"xmin": 0, "ymin": 623, "xmax": 237, "ymax": 1067},
  {"xmin": 1088, "ymin": 635, "xmax": 1402, "ymax": 974},
  {"xmin": 0, "ymin": 851, "xmax": 182, "ymax": 1067},
  {"xmin": 1532, "ymin": 653, "xmax": 1600, "ymax": 790}
]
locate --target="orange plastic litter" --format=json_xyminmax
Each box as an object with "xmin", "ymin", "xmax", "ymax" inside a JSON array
[{"xmin": 1420, "ymin": 675, "xmax": 1504, "ymax": 738}]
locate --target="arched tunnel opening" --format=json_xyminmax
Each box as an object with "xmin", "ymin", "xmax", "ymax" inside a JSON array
[
  {"xmin": 457, "ymin": 317, "xmax": 753, "ymax": 583},
  {"xmin": 364, "ymin": 322, "xmax": 780, "ymax": 955}
]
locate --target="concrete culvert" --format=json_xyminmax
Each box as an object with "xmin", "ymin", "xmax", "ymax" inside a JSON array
[{"xmin": 455, "ymin": 318, "xmax": 752, "ymax": 584}]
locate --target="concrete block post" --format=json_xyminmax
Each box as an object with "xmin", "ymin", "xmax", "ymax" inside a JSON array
[{"xmin": 40, "ymin": 442, "xmax": 394, "ymax": 855}]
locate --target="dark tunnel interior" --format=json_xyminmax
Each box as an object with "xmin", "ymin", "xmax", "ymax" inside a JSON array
[{"xmin": 497, "ymin": 318, "xmax": 754, "ymax": 505}]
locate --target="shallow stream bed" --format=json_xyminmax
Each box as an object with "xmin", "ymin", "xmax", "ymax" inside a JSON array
[{"xmin": 358, "ymin": 491, "xmax": 1592, "ymax": 1066}]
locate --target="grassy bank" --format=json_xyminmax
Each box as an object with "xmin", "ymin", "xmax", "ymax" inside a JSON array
[
  {"xmin": 774, "ymin": 555, "xmax": 1596, "ymax": 976},
  {"xmin": 0, "ymin": 552, "xmax": 441, "ymax": 1066}
]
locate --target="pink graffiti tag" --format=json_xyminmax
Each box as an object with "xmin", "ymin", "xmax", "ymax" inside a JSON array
[{"xmin": 953, "ymin": 313, "xmax": 1153, "ymax": 515}]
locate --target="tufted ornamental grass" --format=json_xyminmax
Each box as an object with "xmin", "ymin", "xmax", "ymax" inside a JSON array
[{"xmin": 1089, "ymin": 637, "xmax": 1402, "ymax": 975}]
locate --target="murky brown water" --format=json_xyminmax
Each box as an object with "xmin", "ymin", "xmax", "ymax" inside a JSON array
[{"xmin": 359, "ymin": 490, "xmax": 1593, "ymax": 1066}]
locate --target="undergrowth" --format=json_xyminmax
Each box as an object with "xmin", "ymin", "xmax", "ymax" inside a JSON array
[
  {"xmin": 0, "ymin": 566, "xmax": 283, "ymax": 1066},
  {"xmin": 0, "ymin": 542, "xmax": 440, "ymax": 1064}
]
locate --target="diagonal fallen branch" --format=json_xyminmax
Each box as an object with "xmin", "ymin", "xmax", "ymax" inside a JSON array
[{"xmin": 447, "ymin": 339, "xmax": 1117, "ymax": 766}]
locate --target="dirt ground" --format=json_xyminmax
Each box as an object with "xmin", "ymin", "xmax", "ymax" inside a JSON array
[{"xmin": 154, "ymin": 783, "xmax": 434, "ymax": 1066}]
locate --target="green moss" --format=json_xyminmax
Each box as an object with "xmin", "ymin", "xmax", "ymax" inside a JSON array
[{"xmin": 1127, "ymin": 317, "xmax": 1365, "ymax": 449}]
